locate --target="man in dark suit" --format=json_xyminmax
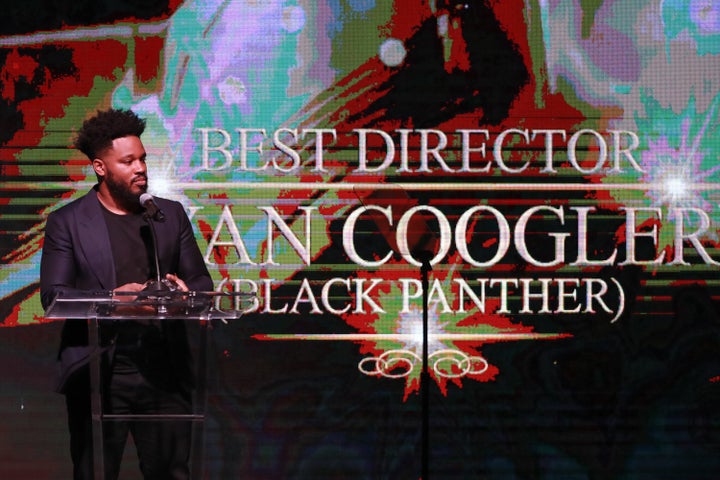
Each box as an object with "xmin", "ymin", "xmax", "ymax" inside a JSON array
[{"xmin": 40, "ymin": 108, "xmax": 213, "ymax": 480}]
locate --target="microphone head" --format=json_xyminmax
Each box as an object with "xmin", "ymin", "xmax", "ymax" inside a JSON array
[
  {"xmin": 139, "ymin": 193, "xmax": 154, "ymax": 207},
  {"xmin": 139, "ymin": 193, "xmax": 165, "ymax": 221}
]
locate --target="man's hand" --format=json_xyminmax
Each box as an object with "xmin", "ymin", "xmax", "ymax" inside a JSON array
[
  {"xmin": 111, "ymin": 282, "xmax": 154, "ymax": 315},
  {"xmin": 165, "ymin": 273, "xmax": 189, "ymax": 292},
  {"xmin": 113, "ymin": 282, "xmax": 146, "ymax": 300}
]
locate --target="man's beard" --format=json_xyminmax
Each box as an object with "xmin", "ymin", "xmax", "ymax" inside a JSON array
[{"xmin": 104, "ymin": 170, "xmax": 147, "ymax": 211}]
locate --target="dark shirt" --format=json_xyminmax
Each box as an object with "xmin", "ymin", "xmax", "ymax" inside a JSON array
[
  {"xmin": 100, "ymin": 206, "xmax": 172, "ymax": 378},
  {"xmin": 101, "ymin": 205, "xmax": 154, "ymax": 284}
]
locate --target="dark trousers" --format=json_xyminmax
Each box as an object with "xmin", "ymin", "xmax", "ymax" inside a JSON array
[{"xmin": 66, "ymin": 370, "xmax": 192, "ymax": 480}]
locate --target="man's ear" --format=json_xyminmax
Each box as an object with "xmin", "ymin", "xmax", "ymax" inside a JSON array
[{"xmin": 92, "ymin": 158, "xmax": 105, "ymax": 177}]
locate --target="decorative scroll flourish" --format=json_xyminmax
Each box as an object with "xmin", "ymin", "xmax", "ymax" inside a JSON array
[{"xmin": 358, "ymin": 349, "xmax": 489, "ymax": 379}]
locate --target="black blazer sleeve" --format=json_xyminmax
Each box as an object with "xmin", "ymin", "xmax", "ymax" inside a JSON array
[{"xmin": 160, "ymin": 197, "xmax": 214, "ymax": 292}]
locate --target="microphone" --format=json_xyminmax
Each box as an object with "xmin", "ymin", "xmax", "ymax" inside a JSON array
[
  {"xmin": 138, "ymin": 193, "xmax": 170, "ymax": 293},
  {"xmin": 139, "ymin": 193, "xmax": 165, "ymax": 221}
]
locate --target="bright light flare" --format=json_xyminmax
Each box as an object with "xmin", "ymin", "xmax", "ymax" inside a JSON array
[{"xmin": 395, "ymin": 305, "xmax": 449, "ymax": 355}]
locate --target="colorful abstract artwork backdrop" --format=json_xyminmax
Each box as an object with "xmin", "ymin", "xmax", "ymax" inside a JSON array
[{"xmin": 2, "ymin": 1, "xmax": 720, "ymax": 478}]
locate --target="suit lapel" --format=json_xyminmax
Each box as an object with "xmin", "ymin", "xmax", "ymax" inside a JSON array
[{"xmin": 76, "ymin": 189, "xmax": 116, "ymax": 289}]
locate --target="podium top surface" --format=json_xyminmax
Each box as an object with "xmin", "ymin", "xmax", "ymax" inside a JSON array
[{"xmin": 44, "ymin": 290, "xmax": 252, "ymax": 321}]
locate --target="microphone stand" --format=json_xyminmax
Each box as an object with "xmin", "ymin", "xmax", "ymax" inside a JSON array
[
  {"xmin": 349, "ymin": 186, "xmax": 436, "ymax": 478},
  {"xmin": 142, "ymin": 211, "xmax": 172, "ymax": 314},
  {"xmin": 417, "ymin": 250, "xmax": 433, "ymax": 480}
]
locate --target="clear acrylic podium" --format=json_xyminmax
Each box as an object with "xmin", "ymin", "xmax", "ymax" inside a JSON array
[{"xmin": 44, "ymin": 289, "xmax": 250, "ymax": 480}]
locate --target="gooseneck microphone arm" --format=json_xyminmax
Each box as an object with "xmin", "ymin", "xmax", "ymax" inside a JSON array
[
  {"xmin": 145, "ymin": 214, "xmax": 163, "ymax": 289},
  {"xmin": 139, "ymin": 194, "xmax": 167, "ymax": 291}
]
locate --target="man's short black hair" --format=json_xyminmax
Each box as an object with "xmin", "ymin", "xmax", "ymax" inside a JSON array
[{"xmin": 74, "ymin": 108, "xmax": 146, "ymax": 160}]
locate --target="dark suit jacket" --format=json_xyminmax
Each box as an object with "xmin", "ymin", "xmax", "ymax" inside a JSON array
[{"xmin": 40, "ymin": 187, "xmax": 214, "ymax": 393}]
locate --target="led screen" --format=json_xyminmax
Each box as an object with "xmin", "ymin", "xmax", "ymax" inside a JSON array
[{"xmin": 1, "ymin": 0, "xmax": 720, "ymax": 478}]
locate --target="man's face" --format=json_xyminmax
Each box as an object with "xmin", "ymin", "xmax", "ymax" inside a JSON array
[{"xmin": 94, "ymin": 135, "xmax": 148, "ymax": 208}]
